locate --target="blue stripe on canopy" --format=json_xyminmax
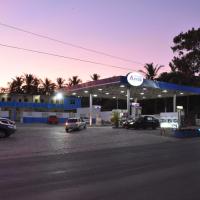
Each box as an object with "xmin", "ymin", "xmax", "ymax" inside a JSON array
[{"xmin": 120, "ymin": 76, "xmax": 200, "ymax": 94}]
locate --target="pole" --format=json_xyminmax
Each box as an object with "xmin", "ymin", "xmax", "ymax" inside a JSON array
[
  {"xmin": 127, "ymin": 88, "xmax": 130, "ymax": 116},
  {"xmin": 173, "ymin": 94, "xmax": 176, "ymax": 112},
  {"xmin": 89, "ymin": 93, "xmax": 93, "ymax": 126}
]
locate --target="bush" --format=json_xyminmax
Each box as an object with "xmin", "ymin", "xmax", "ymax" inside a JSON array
[{"xmin": 111, "ymin": 111, "xmax": 120, "ymax": 128}]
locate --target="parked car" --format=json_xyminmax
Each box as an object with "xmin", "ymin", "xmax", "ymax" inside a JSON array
[
  {"xmin": 126, "ymin": 116, "xmax": 160, "ymax": 129},
  {"xmin": 0, "ymin": 118, "xmax": 16, "ymax": 138},
  {"xmin": 47, "ymin": 115, "xmax": 59, "ymax": 124},
  {"xmin": 81, "ymin": 117, "xmax": 90, "ymax": 124},
  {"xmin": 65, "ymin": 118, "xmax": 87, "ymax": 132},
  {"xmin": 120, "ymin": 117, "xmax": 135, "ymax": 128}
]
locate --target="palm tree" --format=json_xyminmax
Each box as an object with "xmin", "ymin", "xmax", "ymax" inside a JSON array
[
  {"xmin": 90, "ymin": 73, "xmax": 100, "ymax": 81},
  {"xmin": 68, "ymin": 76, "xmax": 82, "ymax": 87},
  {"xmin": 9, "ymin": 76, "xmax": 24, "ymax": 94},
  {"xmin": 22, "ymin": 74, "xmax": 35, "ymax": 94},
  {"xmin": 139, "ymin": 63, "xmax": 164, "ymax": 80},
  {"xmin": 32, "ymin": 77, "xmax": 41, "ymax": 94},
  {"xmin": 41, "ymin": 78, "xmax": 56, "ymax": 95},
  {"xmin": 56, "ymin": 77, "xmax": 66, "ymax": 89}
]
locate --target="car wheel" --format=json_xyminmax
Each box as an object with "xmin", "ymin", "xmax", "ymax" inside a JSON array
[{"xmin": 65, "ymin": 129, "xmax": 69, "ymax": 132}]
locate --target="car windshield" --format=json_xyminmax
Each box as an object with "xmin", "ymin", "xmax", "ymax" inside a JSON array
[{"xmin": 67, "ymin": 119, "xmax": 78, "ymax": 123}]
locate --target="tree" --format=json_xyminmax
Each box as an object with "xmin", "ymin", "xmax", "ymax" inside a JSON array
[
  {"xmin": 90, "ymin": 73, "xmax": 100, "ymax": 81},
  {"xmin": 170, "ymin": 28, "xmax": 200, "ymax": 77},
  {"xmin": 22, "ymin": 74, "xmax": 35, "ymax": 94},
  {"xmin": 68, "ymin": 76, "xmax": 82, "ymax": 87},
  {"xmin": 158, "ymin": 28, "xmax": 200, "ymax": 86},
  {"xmin": 22, "ymin": 74, "xmax": 41, "ymax": 94},
  {"xmin": 56, "ymin": 77, "xmax": 66, "ymax": 89},
  {"xmin": 8, "ymin": 76, "xmax": 24, "ymax": 94},
  {"xmin": 41, "ymin": 78, "xmax": 56, "ymax": 95},
  {"xmin": 157, "ymin": 71, "xmax": 186, "ymax": 84},
  {"xmin": 139, "ymin": 63, "xmax": 164, "ymax": 80},
  {"xmin": 32, "ymin": 77, "xmax": 41, "ymax": 94}
]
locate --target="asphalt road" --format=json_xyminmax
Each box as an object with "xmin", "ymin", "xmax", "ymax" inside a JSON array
[{"xmin": 1, "ymin": 136, "xmax": 200, "ymax": 200}]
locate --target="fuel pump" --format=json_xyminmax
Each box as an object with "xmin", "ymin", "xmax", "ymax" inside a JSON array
[
  {"xmin": 131, "ymin": 102, "xmax": 142, "ymax": 120},
  {"xmin": 176, "ymin": 106, "xmax": 184, "ymax": 127}
]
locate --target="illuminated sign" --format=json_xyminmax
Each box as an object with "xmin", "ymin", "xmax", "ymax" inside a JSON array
[
  {"xmin": 160, "ymin": 112, "xmax": 179, "ymax": 128},
  {"xmin": 127, "ymin": 72, "xmax": 144, "ymax": 86},
  {"xmin": 131, "ymin": 102, "xmax": 140, "ymax": 107}
]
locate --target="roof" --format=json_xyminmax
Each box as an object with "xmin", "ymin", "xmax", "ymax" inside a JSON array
[{"xmin": 66, "ymin": 76, "xmax": 200, "ymax": 100}]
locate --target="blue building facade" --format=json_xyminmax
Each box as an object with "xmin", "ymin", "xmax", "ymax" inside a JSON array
[
  {"xmin": 0, "ymin": 97, "xmax": 81, "ymax": 111},
  {"xmin": 0, "ymin": 95, "xmax": 81, "ymax": 122}
]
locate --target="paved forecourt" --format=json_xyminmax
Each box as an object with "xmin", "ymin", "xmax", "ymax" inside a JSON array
[{"xmin": 0, "ymin": 124, "xmax": 176, "ymax": 160}]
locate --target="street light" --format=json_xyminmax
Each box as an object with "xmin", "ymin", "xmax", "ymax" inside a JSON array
[{"xmin": 55, "ymin": 93, "xmax": 63, "ymax": 100}]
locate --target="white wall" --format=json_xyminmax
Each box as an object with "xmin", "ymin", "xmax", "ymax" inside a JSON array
[
  {"xmin": 0, "ymin": 111, "xmax": 9, "ymax": 118},
  {"xmin": 100, "ymin": 111, "xmax": 112, "ymax": 122},
  {"xmin": 77, "ymin": 106, "xmax": 101, "ymax": 118},
  {"xmin": 22, "ymin": 112, "xmax": 75, "ymax": 118}
]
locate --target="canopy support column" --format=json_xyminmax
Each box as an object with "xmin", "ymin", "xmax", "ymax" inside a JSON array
[
  {"xmin": 173, "ymin": 94, "xmax": 176, "ymax": 112},
  {"xmin": 127, "ymin": 88, "xmax": 130, "ymax": 116},
  {"xmin": 89, "ymin": 93, "xmax": 93, "ymax": 126}
]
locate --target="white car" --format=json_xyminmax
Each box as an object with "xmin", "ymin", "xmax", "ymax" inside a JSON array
[{"xmin": 65, "ymin": 118, "xmax": 87, "ymax": 132}]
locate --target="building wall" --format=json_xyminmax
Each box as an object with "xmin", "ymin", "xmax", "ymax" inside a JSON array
[
  {"xmin": 0, "ymin": 111, "xmax": 9, "ymax": 118},
  {"xmin": 22, "ymin": 111, "xmax": 74, "ymax": 123},
  {"xmin": 0, "ymin": 94, "xmax": 81, "ymax": 121}
]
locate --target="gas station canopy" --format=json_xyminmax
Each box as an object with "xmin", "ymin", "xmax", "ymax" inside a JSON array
[{"xmin": 66, "ymin": 75, "xmax": 200, "ymax": 100}]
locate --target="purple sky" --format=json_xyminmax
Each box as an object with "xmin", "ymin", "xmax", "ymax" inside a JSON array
[{"xmin": 0, "ymin": 0, "xmax": 200, "ymax": 87}]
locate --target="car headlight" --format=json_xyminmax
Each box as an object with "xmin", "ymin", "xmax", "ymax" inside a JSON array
[{"xmin": 129, "ymin": 122, "xmax": 134, "ymax": 125}]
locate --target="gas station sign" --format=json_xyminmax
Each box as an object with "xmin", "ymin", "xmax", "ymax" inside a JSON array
[{"xmin": 127, "ymin": 72, "xmax": 144, "ymax": 86}]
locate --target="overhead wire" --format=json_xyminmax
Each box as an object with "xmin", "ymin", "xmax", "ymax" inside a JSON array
[
  {"xmin": 0, "ymin": 22, "xmax": 144, "ymax": 66},
  {"xmin": 0, "ymin": 43, "xmax": 136, "ymax": 71}
]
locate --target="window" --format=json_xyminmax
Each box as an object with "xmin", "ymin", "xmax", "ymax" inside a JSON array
[
  {"xmin": 147, "ymin": 117, "xmax": 153, "ymax": 121},
  {"xmin": 70, "ymin": 99, "xmax": 75, "ymax": 105},
  {"xmin": 19, "ymin": 99, "xmax": 22, "ymax": 102},
  {"xmin": 24, "ymin": 98, "xmax": 28, "ymax": 102},
  {"xmin": 41, "ymin": 99, "xmax": 44, "ymax": 103},
  {"xmin": 7, "ymin": 97, "xmax": 11, "ymax": 102},
  {"xmin": 34, "ymin": 99, "xmax": 38, "ymax": 103},
  {"xmin": 1, "ymin": 98, "xmax": 5, "ymax": 102}
]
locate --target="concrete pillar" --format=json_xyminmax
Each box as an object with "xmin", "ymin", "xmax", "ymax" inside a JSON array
[
  {"xmin": 127, "ymin": 88, "xmax": 130, "ymax": 116},
  {"xmin": 164, "ymin": 98, "xmax": 167, "ymax": 112},
  {"xmin": 173, "ymin": 94, "xmax": 176, "ymax": 112},
  {"xmin": 134, "ymin": 98, "xmax": 137, "ymax": 103},
  {"xmin": 116, "ymin": 97, "xmax": 119, "ymax": 109},
  {"xmin": 89, "ymin": 93, "xmax": 93, "ymax": 126}
]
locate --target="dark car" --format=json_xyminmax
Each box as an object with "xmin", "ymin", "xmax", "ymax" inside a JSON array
[
  {"xmin": 126, "ymin": 116, "xmax": 160, "ymax": 129},
  {"xmin": 47, "ymin": 115, "xmax": 59, "ymax": 124},
  {"xmin": 0, "ymin": 118, "xmax": 16, "ymax": 138},
  {"xmin": 65, "ymin": 118, "xmax": 86, "ymax": 132},
  {"xmin": 121, "ymin": 117, "xmax": 135, "ymax": 128}
]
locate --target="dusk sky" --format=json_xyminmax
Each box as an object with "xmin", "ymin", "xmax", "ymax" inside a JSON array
[{"xmin": 0, "ymin": 0, "xmax": 200, "ymax": 87}]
